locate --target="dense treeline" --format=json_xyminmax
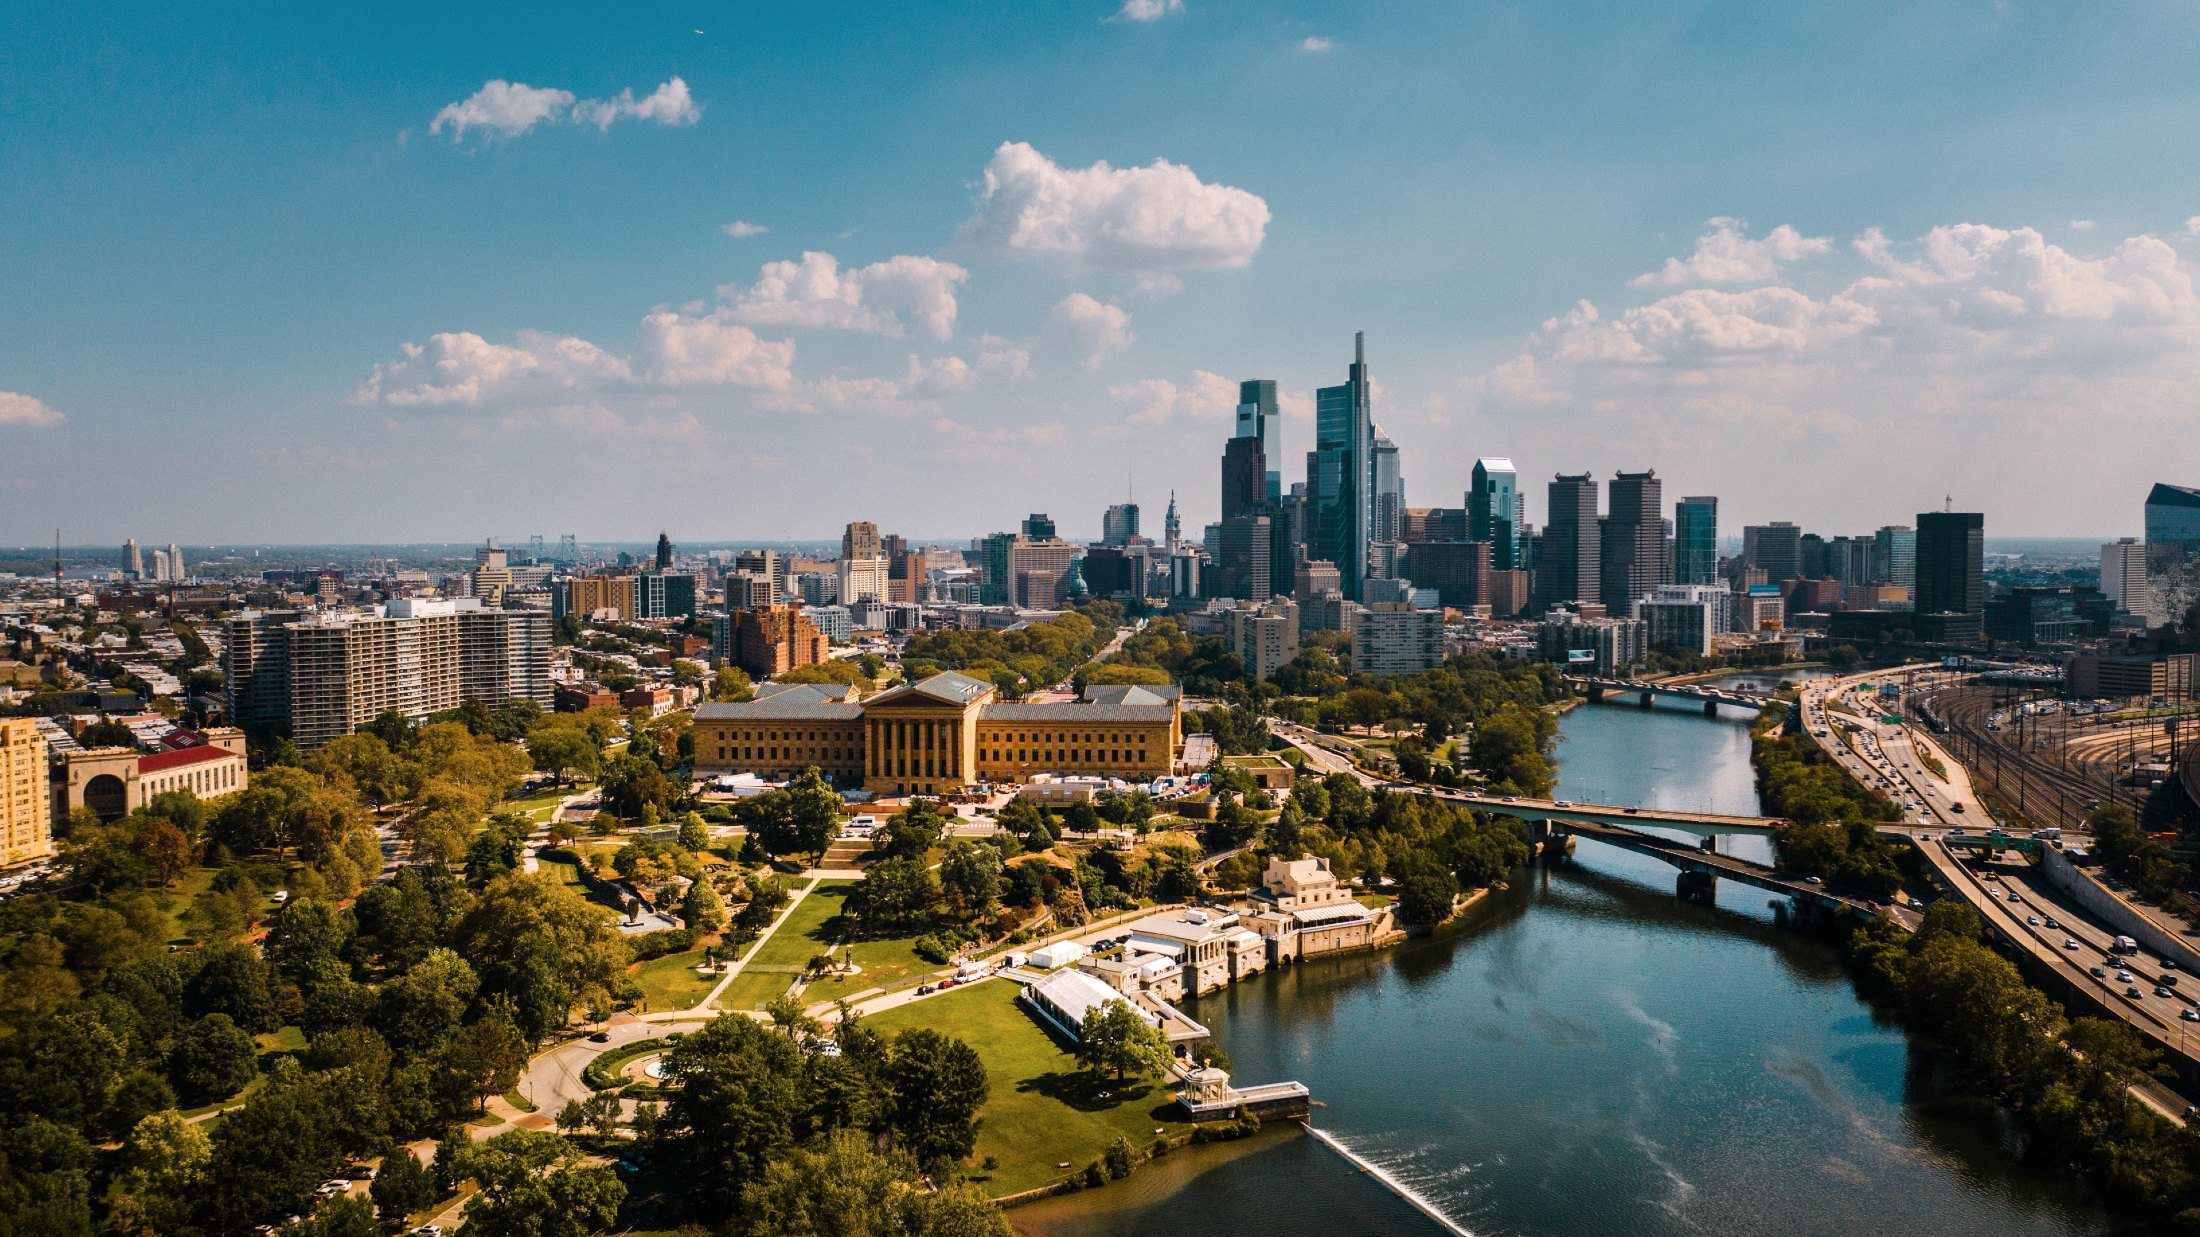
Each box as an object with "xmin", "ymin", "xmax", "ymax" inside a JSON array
[
  {"xmin": 1849, "ymin": 903, "xmax": 2200, "ymax": 1228},
  {"xmin": 900, "ymin": 606, "xmax": 1118, "ymax": 698},
  {"xmin": 1751, "ymin": 711, "xmax": 1902, "ymax": 898}
]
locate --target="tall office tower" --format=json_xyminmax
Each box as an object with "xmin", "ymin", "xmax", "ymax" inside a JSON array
[
  {"xmin": 2145, "ymin": 482, "xmax": 2200, "ymax": 622},
  {"xmin": 1742, "ymin": 522, "xmax": 1803, "ymax": 583},
  {"xmin": 1370, "ymin": 432, "xmax": 1403, "ymax": 546},
  {"xmin": 1469, "ymin": 458, "xmax": 1522, "ymax": 570},
  {"xmin": 1826, "ymin": 536, "xmax": 1875, "ymax": 586},
  {"xmin": 724, "ymin": 572, "xmax": 775, "ymax": 611},
  {"xmin": 980, "ymin": 532, "xmax": 1017, "ymax": 605},
  {"xmin": 1915, "ymin": 510, "xmax": 1985, "ymax": 616},
  {"xmin": 733, "ymin": 549, "xmax": 786, "ymax": 605},
  {"xmin": 123, "ymin": 538, "xmax": 143, "ymax": 579},
  {"xmin": 1674, "ymin": 496, "xmax": 1717, "ymax": 585},
  {"xmin": 888, "ymin": 550, "xmax": 929, "ymax": 603},
  {"xmin": 842, "ymin": 521, "xmax": 882, "ymax": 561},
  {"xmin": 1309, "ymin": 332, "xmax": 1375, "ymax": 600},
  {"xmin": 226, "ymin": 601, "xmax": 551, "ymax": 748},
  {"xmin": 165, "ymin": 545, "xmax": 185, "ymax": 581},
  {"xmin": 1020, "ymin": 513, "xmax": 1056, "ymax": 541},
  {"xmin": 655, "ymin": 532, "xmax": 674, "ymax": 570},
  {"xmin": 1599, "ymin": 470, "xmax": 1665, "ymax": 611},
  {"xmin": 472, "ymin": 541, "xmax": 514, "ymax": 605},
  {"xmin": 1164, "ymin": 492, "xmax": 1182, "ymax": 554},
  {"xmin": 1213, "ymin": 514, "xmax": 1275, "ymax": 601},
  {"xmin": 1235, "ymin": 379, "xmax": 1283, "ymax": 504},
  {"xmin": 2101, "ymin": 538, "xmax": 2150, "ymax": 616},
  {"xmin": 837, "ymin": 555, "xmax": 889, "ymax": 606},
  {"xmin": 638, "ymin": 572, "xmax": 698, "ymax": 619},
  {"xmin": 1220, "ymin": 435, "xmax": 1267, "ymax": 522},
  {"xmin": 1536, "ymin": 473, "xmax": 1601, "ymax": 613},
  {"xmin": 1872, "ymin": 525, "xmax": 1916, "ymax": 590},
  {"xmin": 0, "ymin": 718, "xmax": 52, "ymax": 868},
  {"xmin": 882, "ymin": 533, "xmax": 908, "ymax": 559},
  {"xmin": 1102, "ymin": 504, "xmax": 1140, "ymax": 547}
]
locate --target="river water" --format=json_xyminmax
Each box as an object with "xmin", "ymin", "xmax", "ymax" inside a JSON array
[{"xmin": 1011, "ymin": 674, "xmax": 2124, "ymax": 1236}]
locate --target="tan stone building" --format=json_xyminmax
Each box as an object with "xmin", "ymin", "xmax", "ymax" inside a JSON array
[
  {"xmin": 52, "ymin": 729, "xmax": 249, "ymax": 823},
  {"xmin": 693, "ymin": 674, "xmax": 1180, "ymax": 794},
  {"xmin": 1, "ymin": 718, "xmax": 51, "ymax": 868},
  {"xmin": 1243, "ymin": 853, "xmax": 1396, "ymax": 959}
]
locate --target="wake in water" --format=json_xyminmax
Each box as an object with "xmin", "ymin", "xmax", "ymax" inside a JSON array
[{"xmin": 1304, "ymin": 1125, "xmax": 1479, "ymax": 1237}]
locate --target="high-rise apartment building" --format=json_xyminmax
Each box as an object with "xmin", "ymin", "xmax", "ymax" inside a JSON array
[
  {"xmin": 1401, "ymin": 540, "xmax": 1490, "ymax": 612},
  {"xmin": 1872, "ymin": 526, "xmax": 1916, "ymax": 591},
  {"xmin": 2101, "ymin": 538, "xmax": 2149, "ymax": 616},
  {"xmin": 1599, "ymin": 470, "xmax": 1665, "ymax": 612},
  {"xmin": 1674, "ymin": 497, "xmax": 1717, "ymax": 586},
  {"xmin": 123, "ymin": 538, "xmax": 144, "ymax": 580},
  {"xmin": 733, "ymin": 550, "xmax": 786, "ymax": 605},
  {"xmin": 225, "ymin": 600, "xmax": 552, "ymax": 748},
  {"xmin": 1350, "ymin": 604, "xmax": 1446, "ymax": 676},
  {"xmin": 1742, "ymin": 522, "xmax": 1803, "ymax": 584},
  {"xmin": 837, "ymin": 556, "xmax": 889, "ymax": 605},
  {"xmin": 1309, "ymin": 333, "xmax": 1375, "ymax": 600},
  {"xmin": 719, "ymin": 605, "xmax": 831, "ymax": 678},
  {"xmin": 1234, "ymin": 379, "xmax": 1283, "ymax": 504},
  {"xmin": 1915, "ymin": 510, "xmax": 1985, "ymax": 617},
  {"xmin": 553, "ymin": 575, "xmax": 638, "ymax": 620},
  {"xmin": 1535, "ymin": 473, "xmax": 1601, "ymax": 614},
  {"xmin": 842, "ymin": 521, "xmax": 883, "ymax": 561},
  {"xmin": 655, "ymin": 532, "xmax": 674, "ymax": 570},
  {"xmin": 637, "ymin": 572, "xmax": 698, "ymax": 619},
  {"xmin": 0, "ymin": 719, "xmax": 51, "ymax": 868},
  {"xmin": 1469, "ymin": 459, "xmax": 1524, "ymax": 570},
  {"xmin": 1633, "ymin": 583, "xmax": 1733, "ymax": 655},
  {"xmin": 1226, "ymin": 599, "xmax": 1300, "ymax": 680}
]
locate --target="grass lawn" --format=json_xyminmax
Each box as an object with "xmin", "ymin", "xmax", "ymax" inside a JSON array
[
  {"xmin": 709, "ymin": 880, "xmax": 856, "ymax": 1009},
  {"xmin": 712, "ymin": 969, "xmax": 799, "ymax": 1010},
  {"xmin": 631, "ymin": 949, "xmax": 718, "ymax": 1013},
  {"xmin": 864, "ymin": 981, "xmax": 1192, "ymax": 1197},
  {"xmin": 506, "ymin": 781, "xmax": 593, "ymax": 822},
  {"xmin": 1356, "ymin": 893, "xmax": 1395, "ymax": 910},
  {"xmin": 255, "ymin": 1025, "xmax": 308, "ymax": 1056},
  {"xmin": 153, "ymin": 865, "xmax": 222, "ymax": 945},
  {"xmin": 537, "ymin": 854, "xmax": 585, "ymax": 887}
]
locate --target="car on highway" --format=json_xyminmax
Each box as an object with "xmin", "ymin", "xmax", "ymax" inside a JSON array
[
  {"xmin": 2184, "ymin": 1009, "xmax": 2200, "ymax": 1023},
  {"xmin": 2026, "ymin": 915, "xmax": 2039, "ymax": 925},
  {"xmin": 2126, "ymin": 986, "xmax": 2144, "ymax": 1000},
  {"xmin": 2117, "ymin": 971, "xmax": 2134, "ymax": 983},
  {"xmin": 2090, "ymin": 966, "xmax": 2108, "ymax": 977},
  {"xmin": 2045, "ymin": 919, "xmax": 2060, "ymax": 929},
  {"xmin": 2064, "ymin": 940, "xmax": 2080, "ymax": 950},
  {"xmin": 2158, "ymin": 987, "xmax": 2176, "ymax": 999}
]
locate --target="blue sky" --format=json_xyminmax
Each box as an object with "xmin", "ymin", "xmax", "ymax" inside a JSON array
[{"xmin": 6, "ymin": 1, "xmax": 2200, "ymax": 544}]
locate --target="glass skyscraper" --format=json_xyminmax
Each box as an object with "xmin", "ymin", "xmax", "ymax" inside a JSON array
[
  {"xmin": 1470, "ymin": 457, "xmax": 1522, "ymax": 570},
  {"xmin": 1674, "ymin": 496, "xmax": 1717, "ymax": 585},
  {"xmin": 1310, "ymin": 334, "xmax": 1374, "ymax": 600},
  {"xmin": 1234, "ymin": 379, "xmax": 1282, "ymax": 505}
]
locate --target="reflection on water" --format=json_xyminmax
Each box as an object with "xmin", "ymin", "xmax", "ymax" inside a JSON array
[{"xmin": 1013, "ymin": 674, "xmax": 2123, "ymax": 1236}]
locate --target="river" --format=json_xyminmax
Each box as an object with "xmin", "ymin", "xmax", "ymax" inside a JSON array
[{"xmin": 1011, "ymin": 672, "xmax": 2125, "ymax": 1236}]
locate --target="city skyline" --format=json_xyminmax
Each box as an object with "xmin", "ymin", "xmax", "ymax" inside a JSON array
[{"xmin": 8, "ymin": 4, "xmax": 2200, "ymax": 541}]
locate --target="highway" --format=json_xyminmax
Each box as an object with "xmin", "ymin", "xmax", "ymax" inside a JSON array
[{"xmin": 1796, "ymin": 670, "xmax": 2198, "ymax": 1118}]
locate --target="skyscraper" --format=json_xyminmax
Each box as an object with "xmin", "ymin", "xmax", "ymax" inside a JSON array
[
  {"xmin": 842, "ymin": 521, "xmax": 882, "ymax": 561},
  {"xmin": 1599, "ymin": 470, "xmax": 1665, "ymax": 611},
  {"xmin": 1234, "ymin": 379, "xmax": 1282, "ymax": 504},
  {"xmin": 1536, "ymin": 473, "xmax": 1600, "ymax": 613},
  {"xmin": 655, "ymin": 532, "xmax": 674, "ymax": 570},
  {"xmin": 1021, "ymin": 513, "xmax": 1056, "ymax": 541},
  {"xmin": 1370, "ymin": 432, "xmax": 1403, "ymax": 546},
  {"xmin": 1221, "ymin": 435, "xmax": 1267, "ymax": 522},
  {"xmin": 1915, "ymin": 510, "xmax": 1985, "ymax": 616},
  {"xmin": 1742, "ymin": 522, "xmax": 1803, "ymax": 583},
  {"xmin": 1164, "ymin": 492, "xmax": 1182, "ymax": 554},
  {"xmin": 1309, "ymin": 333, "xmax": 1374, "ymax": 600},
  {"xmin": 123, "ymin": 538, "xmax": 143, "ymax": 580},
  {"xmin": 1872, "ymin": 525, "xmax": 1916, "ymax": 590},
  {"xmin": 1102, "ymin": 503, "xmax": 1140, "ymax": 547},
  {"xmin": 1469, "ymin": 458, "xmax": 1522, "ymax": 570},
  {"xmin": 1674, "ymin": 496, "xmax": 1717, "ymax": 585},
  {"xmin": 1213, "ymin": 514, "xmax": 1274, "ymax": 601},
  {"xmin": 2101, "ymin": 538, "xmax": 2149, "ymax": 616}
]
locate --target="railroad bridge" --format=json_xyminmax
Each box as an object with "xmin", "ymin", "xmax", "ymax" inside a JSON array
[{"xmin": 1563, "ymin": 675, "xmax": 1774, "ymax": 717}]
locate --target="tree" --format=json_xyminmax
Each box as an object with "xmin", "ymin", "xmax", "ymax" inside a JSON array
[
  {"xmin": 1074, "ymin": 999, "xmax": 1172, "ymax": 1084},
  {"xmin": 1468, "ymin": 703, "xmax": 1557, "ymax": 797},
  {"xmin": 429, "ymin": 1011, "xmax": 528, "ymax": 1115},
  {"xmin": 663, "ymin": 1014, "xmax": 808, "ymax": 1213},
  {"xmin": 453, "ymin": 873, "xmax": 633, "ymax": 1041},
  {"xmin": 678, "ymin": 811, "xmax": 711, "ymax": 852},
  {"xmin": 682, "ymin": 878, "xmax": 728, "ymax": 933},
  {"xmin": 528, "ymin": 724, "xmax": 602, "ymax": 789},
  {"xmin": 169, "ymin": 1013, "xmax": 259, "ymax": 1103},
  {"xmin": 850, "ymin": 856, "xmax": 940, "ymax": 936},
  {"xmin": 449, "ymin": 1130, "xmax": 625, "ymax": 1237},
  {"xmin": 938, "ymin": 841, "xmax": 1002, "ymax": 923},
  {"xmin": 1392, "ymin": 852, "xmax": 1459, "ymax": 928},
  {"xmin": 184, "ymin": 942, "xmax": 279, "ymax": 1032},
  {"xmin": 113, "ymin": 1109, "xmax": 211, "ymax": 1231},
  {"xmin": 135, "ymin": 818, "xmax": 194, "ymax": 886},
  {"xmin": 732, "ymin": 1128, "xmax": 1013, "ymax": 1237},
  {"xmin": 885, "ymin": 1028, "xmax": 988, "ymax": 1169},
  {"xmin": 599, "ymin": 751, "xmax": 676, "ymax": 820},
  {"xmin": 294, "ymin": 1193, "xmax": 379, "ymax": 1237},
  {"xmin": 370, "ymin": 1141, "xmax": 437, "ymax": 1221},
  {"xmin": 709, "ymin": 665, "xmax": 756, "ymax": 702}
]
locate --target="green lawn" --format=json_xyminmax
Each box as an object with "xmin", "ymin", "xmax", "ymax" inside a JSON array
[
  {"xmin": 505, "ymin": 781, "xmax": 594, "ymax": 822},
  {"xmin": 630, "ymin": 950, "xmax": 718, "ymax": 1013},
  {"xmin": 710, "ymin": 880, "xmax": 856, "ymax": 1009},
  {"xmin": 864, "ymin": 981, "xmax": 1193, "ymax": 1197},
  {"xmin": 537, "ymin": 854, "xmax": 585, "ymax": 887}
]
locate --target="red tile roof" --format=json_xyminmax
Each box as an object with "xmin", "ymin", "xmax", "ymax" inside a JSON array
[{"xmin": 137, "ymin": 746, "xmax": 235, "ymax": 775}]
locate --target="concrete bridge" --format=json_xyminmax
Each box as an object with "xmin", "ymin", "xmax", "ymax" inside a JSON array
[
  {"xmin": 1420, "ymin": 788, "xmax": 1784, "ymax": 835},
  {"xmin": 1563, "ymin": 675, "xmax": 1774, "ymax": 717},
  {"xmin": 1550, "ymin": 817, "xmax": 1878, "ymax": 919}
]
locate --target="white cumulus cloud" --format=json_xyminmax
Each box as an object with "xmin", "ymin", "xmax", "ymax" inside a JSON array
[
  {"xmin": 0, "ymin": 390, "xmax": 65, "ymax": 428},
  {"xmin": 721, "ymin": 220, "xmax": 769, "ymax": 238},
  {"xmin": 1115, "ymin": 0, "xmax": 1183, "ymax": 22},
  {"xmin": 1109, "ymin": 370, "xmax": 1236, "ymax": 425},
  {"xmin": 724, "ymin": 251, "xmax": 969, "ymax": 340},
  {"xmin": 429, "ymin": 76, "xmax": 700, "ymax": 141},
  {"xmin": 963, "ymin": 141, "xmax": 1269, "ymax": 274},
  {"xmin": 1630, "ymin": 218, "xmax": 1833, "ymax": 287},
  {"xmin": 1301, "ymin": 36, "xmax": 1335, "ymax": 52},
  {"xmin": 1049, "ymin": 293, "xmax": 1134, "ymax": 369}
]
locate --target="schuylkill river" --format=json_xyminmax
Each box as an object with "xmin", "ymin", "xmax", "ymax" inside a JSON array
[{"xmin": 1012, "ymin": 674, "xmax": 2128, "ymax": 1236}]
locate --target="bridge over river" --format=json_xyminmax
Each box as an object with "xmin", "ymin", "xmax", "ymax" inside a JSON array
[{"xmin": 1563, "ymin": 675, "xmax": 1776, "ymax": 716}]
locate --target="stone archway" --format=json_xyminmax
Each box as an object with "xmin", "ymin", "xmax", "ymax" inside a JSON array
[{"xmin": 84, "ymin": 773, "xmax": 129, "ymax": 822}]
